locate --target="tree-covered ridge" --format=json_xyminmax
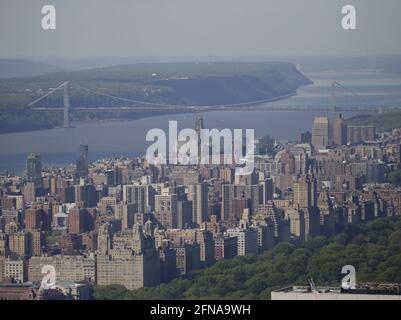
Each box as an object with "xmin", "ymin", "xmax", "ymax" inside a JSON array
[
  {"xmin": 346, "ymin": 111, "xmax": 401, "ymax": 132},
  {"xmin": 93, "ymin": 216, "xmax": 401, "ymax": 300}
]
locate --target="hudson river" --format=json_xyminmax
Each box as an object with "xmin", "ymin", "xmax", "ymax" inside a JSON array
[{"xmin": 1, "ymin": 70, "xmax": 401, "ymax": 173}]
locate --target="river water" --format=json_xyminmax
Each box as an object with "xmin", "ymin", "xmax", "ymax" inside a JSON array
[{"xmin": 1, "ymin": 70, "xmax": 401, "ymax": 174}]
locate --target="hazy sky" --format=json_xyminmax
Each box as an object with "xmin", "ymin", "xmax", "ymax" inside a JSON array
[{"xmin": 1, "ymin": 0, "xmax": 401, "ymax": 58}]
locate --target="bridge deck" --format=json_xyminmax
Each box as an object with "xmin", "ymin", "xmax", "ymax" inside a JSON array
[{"xmin": 31, "ymin": 106, "xmax": 387, "ymax": 112}]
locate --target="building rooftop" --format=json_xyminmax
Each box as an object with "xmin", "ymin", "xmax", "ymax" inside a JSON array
[{"xmin": 274, "ymin": 283, "xmax": 401, "ymax": 296}]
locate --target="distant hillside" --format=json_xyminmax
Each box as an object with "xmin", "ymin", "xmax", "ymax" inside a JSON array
[
  {"xmin": 21, "ymin": 61, "xmax": 311, "ymax": 105},
  {"xmin": 0, "ymin": 59, "xmax": 65, "ymax": 79},
  {"xmin": 346, "ymin": 111, "xmax": 401, "ymax": 132},
  {"xmin": 33, "ymin": 55, "xmax": 401, "ymax": 74},
  {"xmin": 0, "ymin": 61, "xmax": 311, "ymax": 134}
]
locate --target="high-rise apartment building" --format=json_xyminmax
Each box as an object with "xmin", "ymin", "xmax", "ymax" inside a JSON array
[
  {"xmin": 293, "ymin": 175, "xmax": 318, "ymax": 209},
  {"xmin": 165, "ymin": 228, "xmax": 214, "ymax": 267},
  {"xmin": 26, "ymin": 153, "xmax": 42, "ymax": 186},
  {"xmin": 76, "ymin": 144, "xmax": 89, "ymax": 179},
  {"xmin": 28, "ymin": 255, "xmax": 96, "ymax": 283},
  {"xmin": 74, "ymin": 183, "xmax": 97, "ymax": 208},
  {"xmin": 96, "ymin": 224, "xmax": 161, "ymax": 290},
  {"xmin": 187, "ymin": 183, "xmax": 208, "ymax": 225},
  {"xmin": 260, "ymin": 177, "xmax": 274, "ymax": 204},
  {"xmin": 29, "ymin": 230, "xmax": 45, "ymax": 256},
  {"xmin": 312, "ymin": 117, "xmax": 329, "ymax": 150},
  {"xmin": 8, "ymin": 231, "xmax": 29, "ymax": 257},
  {"xmin": 227, "ymin": 220, "xmax": 258, "ymax": 256},
  {"xmin": 221, "ymin": 184, "xmax": 261, "ymax": 221},
  {"xmin": 175, "ymin": 243, "xmax": 201, "ymax": 275},
  {"xmin": 4, "ymin": 258, "xmax": 26, "ymax": 283},
  {"xmin": 155, "ymin": 194, "xmax": 178, "ymax": 229},
  {"xmin": 24, "ymin": 208, "xmax": 48, "ymax": 231},
  {"xmin": 284, "ymin": 207, "xmax": 305, "ymax": 240},
  {"xmin": 347, "ymin": 125, "xmax": 376, "ymax": 144},
  {"xmin": 213, "ymin": 234, "xmax": 238, "ymax": 260},
  {"xmin": 123, "ymin": 184, "xmax": 155, "ymax": 213},
  {"xmin": 159, "ymin": 246, "xmax": 177, "ymax": 283},
  {"xmin": 177, "ymin": 200, "xmax": 193, "ymax": 229},
  {"xmin": 292, "ymin": 175, "xmax": 320, "ymax": 240},
  {"xmin": 68, "ymin": 208, "xmax": 95, "ymax": 234},
  {"xmin": 333, "ymin": 113, "xmax": 347, "ymax": 146}
]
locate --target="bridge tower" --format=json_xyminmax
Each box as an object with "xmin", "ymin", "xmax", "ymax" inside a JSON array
[
  {"xmin": 63, "ymin": 81, "xmax": 70, "ymax": 128},
  {"xmin": 331, "ymin": 81, "xmax": 337, "ymax": 114}
]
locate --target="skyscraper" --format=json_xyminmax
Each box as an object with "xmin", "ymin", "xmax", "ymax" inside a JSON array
[
  {"xmin": 311, "ymin": 117, "xmax": 329, "ymax": 150},
  {"xmin": 221, "ymin": 184, "xmax": 261, "ymax": 221},
  {"xmin": 76, "ymin": 144, "xmax": 89, "ymax": 179},
  {"xmin": 259, "ymin": 178, "xmax": 274, "ymax": 204},
  {"xmin": 187, "ymin": 182, "xmax": 208, "ymax": 225},
  {"xmin": 292, "ymin": 175, "xmax": 318, "ymax": 209},
  {"xmin": 195, "ymin": 115, "xmax": 205, "ymax": 162},
  {"xmin": 155, "ymin": 194, "xmax": 178, "ymax": 229},
  {"xmin": 123, "ymin": 184, "xmax": 144, "ymax": 211},
  {"xmin": 195, "ymin": 115, "xmax": 204, "ymax": 137},
  {"xmin": 333, "ymin": 113, "xmax": 347, "ymax": 146},
  {"xmin": 26, "ymin": 153, "xmax": 42, "ymax": 186},
  {"xmin": 292, "ymin": 175, "xmax": 320, "ymax": 240}
]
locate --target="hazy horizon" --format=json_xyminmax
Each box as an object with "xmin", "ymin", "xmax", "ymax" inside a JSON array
[{"xmin": 1, "ymin": 0, "xmax": 401, "ymax": 59}]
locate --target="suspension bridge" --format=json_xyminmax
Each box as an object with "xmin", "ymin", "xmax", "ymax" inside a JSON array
[{"xmin": 28, "ymin": 81, "xmax": 393, "ymax": 128}]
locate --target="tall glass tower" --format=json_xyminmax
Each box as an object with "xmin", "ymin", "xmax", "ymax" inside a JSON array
[
  {"xmin": 76, "ymin": 144, "xmax": 89, "ymax": 179},
  {"xmin": 26, "ymin": 153, "xmax": 42, "ymax": 186}
]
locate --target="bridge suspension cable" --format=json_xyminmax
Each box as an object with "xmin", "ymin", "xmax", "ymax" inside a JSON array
[
  {"xmin": 331, "ymin": 80, "xmax": 361, "ymax": 112},
  {"xmin": 28, "ymin": 79, "xmax": 401, "ymax": 130},
  {"xmin": 72, "ymin": 82, "xmax": 294, "ymax": 109},
  {"xmin": 28, "ymin": 82, "xmax": 66, "ymax": 106}
]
